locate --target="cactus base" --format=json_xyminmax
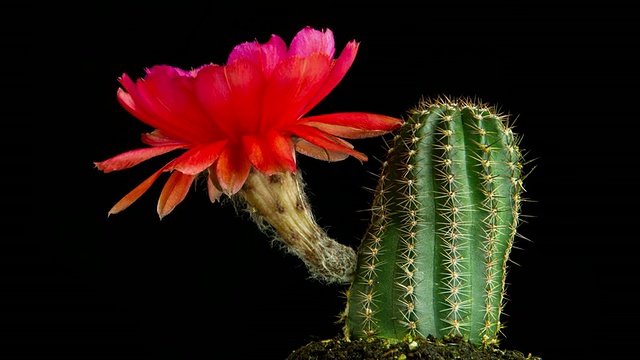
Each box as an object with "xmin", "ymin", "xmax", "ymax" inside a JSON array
[{"xmin": 287, "ymin": 335, "xmax": 541, "ymax": 360}]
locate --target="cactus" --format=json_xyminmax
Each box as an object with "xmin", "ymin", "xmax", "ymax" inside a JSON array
[{"xmin": 343, "ymin": 96, "xmax": 527, "ymax": 347}]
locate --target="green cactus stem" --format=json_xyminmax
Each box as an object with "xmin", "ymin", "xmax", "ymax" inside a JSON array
[{"xmin": 343, "ymin": 96, "xmax": 527, "ymax": 346}]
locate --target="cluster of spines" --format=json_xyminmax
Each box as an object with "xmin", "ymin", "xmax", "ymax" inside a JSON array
[{"xmin": 344, "ymin": 96, "xmax": 526, "ymax": 347}]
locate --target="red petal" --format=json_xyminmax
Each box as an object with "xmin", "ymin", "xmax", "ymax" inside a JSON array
[
  {"xmin": 94, "ymin": 144, "xmax": 187, "ymax": 173},
  {"xmin": 290, "ymin": 125, "xmax": 367, "ymax": 162},
  {"xmin": 193, "ymin": 65, "xmax": 235, "ymax": 137},
  {"xmin": 170, "ymin": 141, "xmax": 229, "ymax": 175},
  {"xmin": 242, "ymin": 131, "xmax": 296, "ymax": 175},
  {"xmin": 302, "ymin": 112, "xmax": 403, "ymax": 138},
  {"xmin": 117, "ymin": 87, "xmax": 162, "ymax": 130},
  {"xmin": 107, "ymin": 168, "xmax": 165, "ymax": 216},
  {"xmin": 215, "ymin": 143, "xmax": 252, "ymax": 195},
  {"xmin": 295, "ymin": 139, "xmax": 349, "ymax": 162},
  {"xmin": 119, "ymin": 72, "xmax": 202, "ymax": 143},
  {"xmin": 157, "ymin": 171, "xmax": 196, "ymax": 219},
  {"xmin": 142, "ymin": 67, "xmax": 223, "ymax": 141},
  {"xmin": 300, "ymin": 40, "xmax": 358, "ymax": 115},
  {"xmin": 195, "ymin": 60, "xmax": 266, "ymax": 137},
  {"xmin": 141, "ymin": 130, "xmax": 188, "ymax": 146},
  {"xmin": 262, "ymin": 54, "xmax": 332, "ymax": 129}
]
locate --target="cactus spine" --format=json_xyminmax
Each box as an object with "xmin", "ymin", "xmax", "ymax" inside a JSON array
[{"xmin": 344, "ymin": 96, "xmax": 526, "ymax": 346}]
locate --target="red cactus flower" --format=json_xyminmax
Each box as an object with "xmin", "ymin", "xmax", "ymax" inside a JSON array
[{"xmin": 95, "ymin": 26, "xmax": 403, "ymax": 218}]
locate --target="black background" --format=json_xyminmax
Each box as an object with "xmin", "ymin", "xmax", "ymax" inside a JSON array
[{"xmin": 23, "ymin": 1, "xmax": 637, "ymax": 359}]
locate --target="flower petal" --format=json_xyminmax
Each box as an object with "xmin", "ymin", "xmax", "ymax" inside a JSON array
[
  {"xmin": 195, "ymin": 60, "xmax": 266, "ymax": 137},
  {"xmin": 142, "ymin": 66, "xmax": 223, "ymax": 141},
  {"xmin": 242, "ymin": 131, "xmax": 296, "ymax": 175},
  {"xmin": 294, "ymin": 139, "xmax": 349, "ymax": 162},
  {"xmin": 262, "ymin": 54, "xmax": 332, "ymax": 129},
  {"xmin": 228, "ymin": 34, "xmax": 287, "ymax": 77},
  {"xmin": 170, "ymin": 141, "xmax": 229, "ymax": 175},
  {"xmin": 94, "ymin": 144, "xmax": 188, "ymax": 173},
  {"xmin": 207, "ymin": 167, "xmax": 223, "ymax": 203},
  {"xmin": 302, "ymin": 112, "xmax": 403, "ymax": 138},
  {"xmin": 290, "ymin": 125, "xmax": 367, "ymax": 162},
  {"xmin": 117, "ymin": 87, "xmax": 163, "ymax": 131},
  {"xmin": 289, "ymin": 27, "xmax": 335, "ymax": 58},
  {"xmin": 141, "ymin": 130, "xmax": 188, "ymax": 146},
  {"xmin": 107, "ymin": 168, "xmax": 165, "ymax": 216},
  {"xmin": 300, "ymin": 40, "xmax": 359, "ymax": 114},
  {"xmin": 119, "ymin": 69, "xmax": 204, "ymax": 143},
  {"xmin": 157, "ymin": 171, "xmax": 196, "ymax": 219},
  {"xmin": 214, "ymin": 143, "xmax": 252, "ymax": 195}
]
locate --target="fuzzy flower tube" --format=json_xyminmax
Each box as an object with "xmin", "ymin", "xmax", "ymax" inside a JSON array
[
  {"xmin": 95, "ymin": 27, "xmax": 403, "ymax": 284},
  {"xmin": 343, "ymin": 96, "xmax": 529, "ymax": 347}
]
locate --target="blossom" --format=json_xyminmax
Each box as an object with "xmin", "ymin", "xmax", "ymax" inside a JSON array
[{"xmin": 95, "ymin": 26, "xmax": 403, "ymax": 218}]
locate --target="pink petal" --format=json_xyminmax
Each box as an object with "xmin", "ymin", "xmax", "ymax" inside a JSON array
[
  {"xmin": 94, "ymin": 144, "xmax": 188, "ymax": 173},
  {"xmin": 195, "ymin": 60, "xmax": 266, "ymax": 137},
  {"xmin": 170, "ymin": 141, "xmax": 229, "ymax": 175},
  {"xmin": 301, "ymin": 40, "xmax": 359, "ymax": 114},
  {"xmin": 157, "ymin": 171, "xmax": 196, "ymax": 219},
  {"xmin": 294, "ymin": 139, "xmax": 349, "ymax": 162},
  {"xmin": 262, "ymin": 54, "xmax": 332, "ymax": 129},
  {"xmin": 289, "ymin": 27, "xmax": 335, "ymax": 58},
  {"xmin": 301, "ymin": 112, "xmax": 403, "ymax": 138},
  {"xmin": 215, "ymin": 143, "xmax": 252, "ymax": 195},
  {"xmin": 107, "ymin": 168, "xmax": 165, "ymax": 216},
  {"xmin": 242, "ymin": 131, "xmax": 296, "ymax": 175},
  {"xmin": 290, "ymin": 125, "xmax": 367, "ymax": 162},
  {"xmin": 228, "ymin": 34, "xmax": 287, "ymax": 77}
]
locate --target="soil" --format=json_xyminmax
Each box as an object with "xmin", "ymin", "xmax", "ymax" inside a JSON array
[{"xmin": 286, "ymin": 335, "xmax": 541, "ymax": 360}]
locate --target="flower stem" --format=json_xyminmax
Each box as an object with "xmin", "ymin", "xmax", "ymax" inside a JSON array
[{"xmin": 239, "ymin": 170, "xmax": 356, "ymax": 284}]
